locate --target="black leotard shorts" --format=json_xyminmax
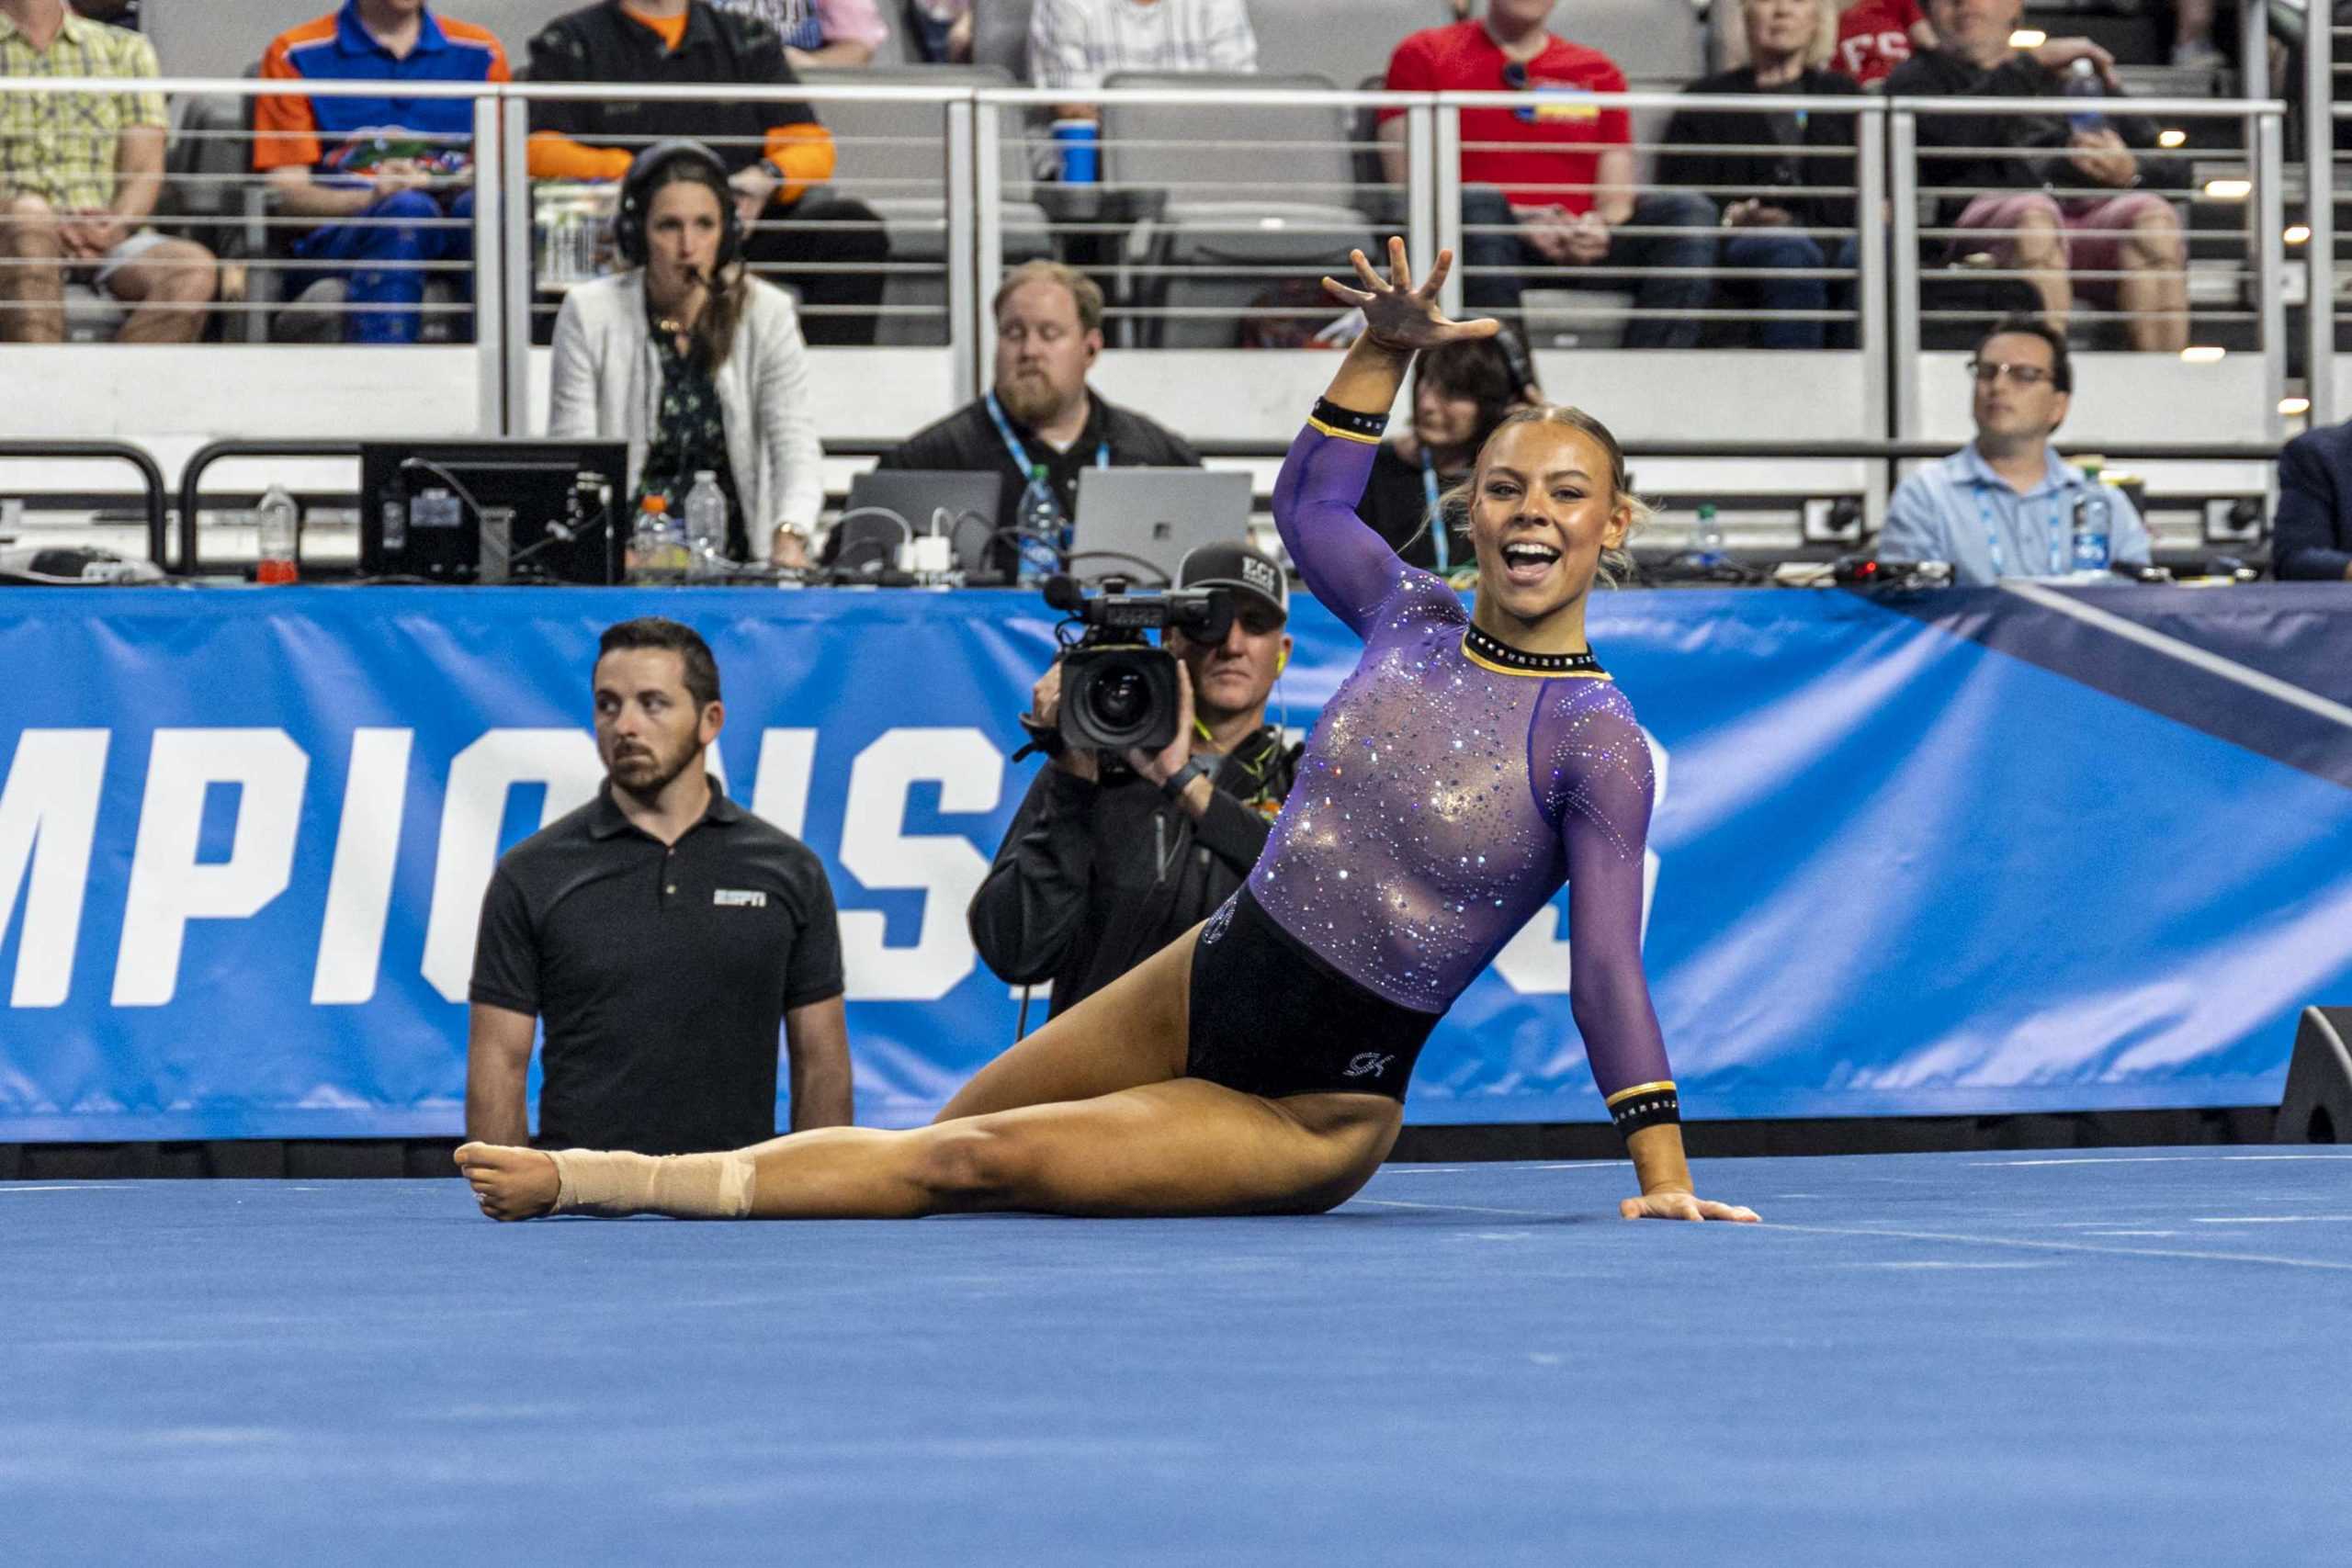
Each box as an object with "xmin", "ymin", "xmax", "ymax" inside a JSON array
[{"xmin": 1184, "ymin": 887, "xmax": 1444, "ymax": 1102}]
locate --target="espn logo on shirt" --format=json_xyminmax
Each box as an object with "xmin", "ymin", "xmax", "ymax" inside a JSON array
[{"xmin": 714, "ymin": 889, "xmax": 768, "ymax": 908}]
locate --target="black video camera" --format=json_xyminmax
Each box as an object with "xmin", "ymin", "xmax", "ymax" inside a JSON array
[{"xmin": 1039, "ymin": 574, "xmax": 1234, "ymax": 754}]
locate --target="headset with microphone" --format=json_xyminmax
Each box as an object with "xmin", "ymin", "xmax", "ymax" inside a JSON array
[{"xmin": 614, "ymin": 138, "xmax": 746, "ymax": 273}]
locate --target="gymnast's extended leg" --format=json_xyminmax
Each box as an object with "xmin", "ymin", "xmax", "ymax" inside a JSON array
[{"xmin": 454, "ymin": 925, "xmax": 1404, "ymax": 1220}]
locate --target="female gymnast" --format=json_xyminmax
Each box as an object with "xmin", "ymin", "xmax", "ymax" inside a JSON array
[{"xmin": 456, "ymin": 239, "xmax": 1757, "ymax": 1226}]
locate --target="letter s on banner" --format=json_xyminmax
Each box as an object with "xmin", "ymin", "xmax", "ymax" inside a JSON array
[
  {"xmin": 421, "ymin": 728, "xmax": 604, "ymax": 1003},
  {"xmin": 836, "ymin": 728, "xmax": 1001, "ymax": 1002},
  {"xmin": 0, "ymin": 728, "xmax": 109, "ymax": 1008},
  {"xmin": 113, "ymin": 728, "xmax": 310, "ymax": 1007}
]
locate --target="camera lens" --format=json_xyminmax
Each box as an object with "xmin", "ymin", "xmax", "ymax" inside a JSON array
[{"xmin": 1090, "ymin": 668, "xmax": 1148, "ymax": 728}]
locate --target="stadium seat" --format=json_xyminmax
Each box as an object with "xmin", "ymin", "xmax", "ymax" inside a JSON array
[
  {"xmin": 168, "ymin": 93, "xmax": 249, "ymax": 343},
  {"xmin": 1102, "ymin": 71, "xmax": 1370, "ymax": 348},
  {"xmin": 1562, "ymin": 0, "xmax": 1710, "ymax": 87},
  {"xmin": 970, "ymin": 0, "xmax": 1035, "ymax": 82},
  {"xmin": 801, "ymin": 64, "xmax": 1052, "ymax": 345},
  {"xmin": 1249, "ymin": 0, "xmax": 1459, "ymax": 95}
]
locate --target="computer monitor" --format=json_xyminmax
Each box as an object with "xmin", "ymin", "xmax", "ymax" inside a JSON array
[
  {"xmin": 1072, "ymin": 468, "xmax": 1253, "ymax": 586},
  {"xmin": 360, "ymin": 440, "xmax": 629, "ymax": 584},
  {"xmin": 840, "ymin": 469, "xmax": 1006, "ymax": 582}
]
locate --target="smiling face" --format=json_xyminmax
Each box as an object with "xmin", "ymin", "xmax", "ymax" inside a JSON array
[
  {"xmin": 1466, "ymin": 417, "xmax": 1633, "ymax": 626},
  {"xmin": 643, "ymin": 176, "xmax": 726, "ymax": 297}
]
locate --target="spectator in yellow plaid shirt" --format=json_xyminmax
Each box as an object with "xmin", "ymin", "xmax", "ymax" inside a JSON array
[{"xmin": 0, "ymin": 0, "xmax": 214, "ymax": 341}]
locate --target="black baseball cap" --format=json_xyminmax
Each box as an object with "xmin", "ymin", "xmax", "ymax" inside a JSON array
[{"xmin": 1177, "ymin": 542, "xmax": 1288, "ymax": 624}]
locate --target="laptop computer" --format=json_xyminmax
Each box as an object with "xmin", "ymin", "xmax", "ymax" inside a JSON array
[
  {"xmin": 1071, "ymin": 468, "xmax": 1253, "ymax": 586},
  {"xmin": 841, "ymin": 468, "xmax": 1005, "ymax": 581}
]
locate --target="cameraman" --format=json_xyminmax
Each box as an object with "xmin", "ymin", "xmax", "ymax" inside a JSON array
[{"xmin": 969, "ymin": 545, "xmax": 1300, "ymax": 1019}]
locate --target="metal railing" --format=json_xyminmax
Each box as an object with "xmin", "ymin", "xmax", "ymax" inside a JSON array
[
  {"xmin": 0, "ymin": 441, "xmax": 167, "ymax": 564},
  {"xmin": 0, "ymin": 73, "xmax": 2324, "ymax": 452}
]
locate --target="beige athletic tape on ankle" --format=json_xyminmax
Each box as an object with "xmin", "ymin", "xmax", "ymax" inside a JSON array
[{"xmin": 550, "ymin": 1147, "xmax": 757, "ymax": 1218}]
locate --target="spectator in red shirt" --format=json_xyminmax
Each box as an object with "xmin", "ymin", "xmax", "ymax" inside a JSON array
[
  {"xmin": 1377, "ymin": 0, "xmax": 1717, "ymax": 348},
  {"xmin": 1834, "ymin": 0, "xmax": 1934, "ymax": 88}
]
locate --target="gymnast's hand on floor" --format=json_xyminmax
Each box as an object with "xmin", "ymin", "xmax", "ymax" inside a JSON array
[
  {"xmin": 1620, "ymin": 1190, "xmax": 1760, "ymax": 1223},
  {"xmin": 456, "ymin": 1142, "xmax": 562, "ymax": 1222}
]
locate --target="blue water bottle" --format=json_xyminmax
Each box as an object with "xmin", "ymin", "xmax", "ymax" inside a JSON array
[
  {"xmin": 2062, "ymin": 58, "xmax": 2106, "ymax": 135},
  {"xmin": 2071, "ymin": 458, "xmax": 2112, "ymax": 572},
  {"xmin": 1016, "ymin": 464, "xmax": 1063, "ymax": 583}
]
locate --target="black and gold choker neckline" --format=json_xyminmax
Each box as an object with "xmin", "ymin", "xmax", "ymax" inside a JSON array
[{"xmin": 1461, "ymin": 625, "xmax": 1607, "ymax": 678}]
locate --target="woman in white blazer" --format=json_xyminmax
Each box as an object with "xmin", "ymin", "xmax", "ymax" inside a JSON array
[{"xmin": 548, "ymin": 141, "xmax": 822, "ymax": 567}]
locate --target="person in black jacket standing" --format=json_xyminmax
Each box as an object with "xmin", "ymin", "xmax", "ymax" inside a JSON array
[
  {"xmin": 969, "ymin": 542, "xmax": 1299, "ymax": 1020},
  {"xmin": 1657, "ymin": 0, "xmax": 1862, "ymax": 350}
]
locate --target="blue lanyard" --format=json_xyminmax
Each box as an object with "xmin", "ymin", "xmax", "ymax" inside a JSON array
[
  {"xmin": 984, "ymin": 391, "xmax": 1109, "ymax": 527},
  {"xmin": 1971, "ymin": 480, "xmax": 2066, "ymax": 578},
  {"xmin": 1419, "ymin": 446, "xmax": 1450, "ymax": 574}
]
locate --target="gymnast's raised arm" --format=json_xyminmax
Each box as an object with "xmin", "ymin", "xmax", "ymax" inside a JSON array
[{"xmin": 1271, "ymin": 239, "xmax": 1498, "ymax": 638}]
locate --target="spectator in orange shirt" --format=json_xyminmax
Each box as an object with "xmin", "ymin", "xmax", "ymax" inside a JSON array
[{"xmin": 252, "ymin": 1, "xmax": 506, "ymax": 344}]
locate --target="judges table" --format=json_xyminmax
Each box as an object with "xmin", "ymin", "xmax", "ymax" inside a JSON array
[{"xmin": 2, "ymin": 582, "xmax": 2346, "ymax": 1141}]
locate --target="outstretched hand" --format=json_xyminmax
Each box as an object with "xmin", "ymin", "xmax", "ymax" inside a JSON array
[
  {"xmin": 1621, "ymin": 1190, "xmax": 1759, "ymax": 1223},
  {"xmin": 1321, "ymin": 236, "xmax": 1501, "ymax": 355}
]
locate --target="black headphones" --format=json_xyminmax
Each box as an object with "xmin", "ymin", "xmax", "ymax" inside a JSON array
[{"xmin": 614, "ymin": 138, "xmax": 744, "ymax": 270}]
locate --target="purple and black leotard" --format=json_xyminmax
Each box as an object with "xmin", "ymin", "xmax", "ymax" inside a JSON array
[{"xmin": 1182, "ymin": 402, "xmax": 1679, "ymax": 1134}]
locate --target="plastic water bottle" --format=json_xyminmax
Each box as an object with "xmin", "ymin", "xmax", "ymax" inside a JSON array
[
  {"xmin": 684, "ymin": 470, "xmax": 728, "ymax": 579},
  {"xmin": 2071, "ymin": 458, "xmax": 2112, "ymax": 572},
  {"xmin": 1693, "ymin": 502, "xmax": 1724, "ymax": 558},
  {"xmin": 628, "ymin": 493, "xmax": 687, "ymax": 581},
  {"xmin": 1015, "ymin": 463, "xmax": 1062, "ymax": 583},
  {"xmin": 255, "ymin": 483, "xmax": 300, "ymax": 585},
  {"xmin": 2063, "ymin": 58, "xmax": 2107, "ymax": 135}
]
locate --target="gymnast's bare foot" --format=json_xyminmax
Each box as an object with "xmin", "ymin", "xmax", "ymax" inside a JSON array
[{"xmin": 455, "ymin": 1142, "xmax": 560, "ymax": 1221}]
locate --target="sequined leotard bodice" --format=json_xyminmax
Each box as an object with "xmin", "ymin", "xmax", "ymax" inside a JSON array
[{"xmin": 1247, "ymin": 420, "xmax": 1672, "ymax": 1102}]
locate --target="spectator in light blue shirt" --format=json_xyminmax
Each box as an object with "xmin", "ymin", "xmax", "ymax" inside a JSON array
[{"xmin": 1879, "ymin": 316, "xmax": 2152, "ymax": 584}]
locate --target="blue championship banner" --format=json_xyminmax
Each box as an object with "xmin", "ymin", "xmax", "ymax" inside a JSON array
[{"xmin": 3, "ymin": 584, "xmax": 2349, "ymax": 1139}]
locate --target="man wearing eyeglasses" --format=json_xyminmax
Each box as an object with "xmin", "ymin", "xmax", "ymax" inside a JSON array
[{"xmin": 1877, "ymin": 315, "xmax": 2152, "ymax": 583}]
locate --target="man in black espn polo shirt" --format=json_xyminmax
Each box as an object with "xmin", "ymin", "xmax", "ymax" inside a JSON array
[{"xmin": 466, "ymin": 617, "xmax": 852, "ymax": 1155}]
